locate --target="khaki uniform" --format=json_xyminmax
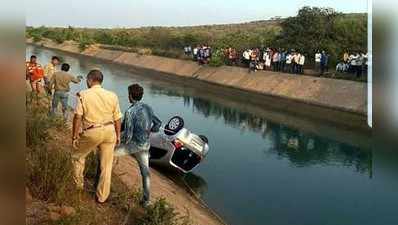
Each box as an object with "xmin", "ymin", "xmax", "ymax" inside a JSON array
[
  {"xmin": 44, "ymin": 63, "xmax": 56, "ymax": 81},
  {"xmin": 72, "ymin": 85, "xmax": 122, "ymax": 202},
  {"xmin": 44, "ymin": 63, "xmax": 57, "ymax": 93},
  {"xmin": 50, "ymin": 71, "xmax": 81, "ymax": 92}
]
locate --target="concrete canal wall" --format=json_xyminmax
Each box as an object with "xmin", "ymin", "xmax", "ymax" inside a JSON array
[{"xmin": 27, "ymin": 39, "xmax": 367, "ymax": 119}]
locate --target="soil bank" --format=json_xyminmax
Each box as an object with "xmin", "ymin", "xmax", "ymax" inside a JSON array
[{"xmin": 27, "ymin": 39, "xmax": 368, "ymax": 129}]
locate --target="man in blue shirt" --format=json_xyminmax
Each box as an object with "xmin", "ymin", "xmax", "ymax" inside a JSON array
[
  {"xmin": 280, "ymin": 49, "xmax": 287, "ymax": 72},
  {"xmin": 114, "ymin": 83, "xmax": 161, "ymax": 207},
  {"xmin": 320, "ymin": 51, "xmax": 328, "ymax": 76}
]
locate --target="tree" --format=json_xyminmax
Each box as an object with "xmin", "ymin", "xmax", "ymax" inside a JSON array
[{"xmin": 277, "ymin": 7, "xmax": 340, "ymax": 63}]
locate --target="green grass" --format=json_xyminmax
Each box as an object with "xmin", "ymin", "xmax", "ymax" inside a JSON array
[
  {"xmin": 137, "ymin": 198, "xmax": 191, "ymax": 225},
  {"xmin": 26, "ymin": 97, "xmax": 73, "ymax": 204}
]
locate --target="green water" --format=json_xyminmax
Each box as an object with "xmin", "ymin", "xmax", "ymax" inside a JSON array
[{"xmin": 27, "ymin": 45, "xmax": 397, "ymax": 225}]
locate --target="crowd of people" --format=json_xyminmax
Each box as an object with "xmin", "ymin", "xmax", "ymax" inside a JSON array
[
  {"xmin": 185, "ymin": 45, "xmax": 213, "ymax": 65},
  {"xmin": 194, "ymin": 45, "xmax": 213, "ymax": 65},
  {"xmin": 26, "ymin": 55, "xmax": 160, "ymax": 207},
  {"xmin": 183, "ymin": 45, "xmax": 368, "ymax": 78},
  {"xmin": 336, "ymin": 52, "xmax": 368, "ymax": 78},
  {"xmin": 26, "ymin": 55, "xmax": 83, "ymax": 119},
  {"xmin": 241, "ymin": 48, "xmax": 307, "ymax": 74}
]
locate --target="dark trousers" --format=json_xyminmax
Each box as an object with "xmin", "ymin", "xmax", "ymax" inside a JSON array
[
  {"xmin": 320, "ymin": 64, "xmax": 326, "ymax": 75},
  {"xmin": 292, "ymin": 63, "xmax": 298, "ymax": 74},
  {"xmin": 355, "ymin": 65, "xmax": 362, "ymax": 78},
  {"xmin": 298, "ymin": 65, "xmax": 303, "ymax": 74},
  {"xmin": 272, "ymin": 61, "xmax": 280, "ymax": 71},
  {"xmin": 51, "ymin": 91, "xmax": 69, "ymax": 119},
  {"xmin": 315, "ymin": 62, "xmax": 321, "ymax": 73},
  {"xmin": 286, "ymin": 64, "xmax": 292, "ymax": 73},
  {"xmin": 282, "ymin": 61, "xmax": 286, "ymax": 72}
]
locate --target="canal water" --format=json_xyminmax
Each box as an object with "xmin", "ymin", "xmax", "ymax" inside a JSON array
[{"xmin": 26, "ymin": 46, "xmax": 398, "ymax": 225}]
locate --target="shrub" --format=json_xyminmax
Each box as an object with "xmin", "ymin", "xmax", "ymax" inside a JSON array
[
  {"xmin": 26, "ymin": 101, "xmax": 78, "ymax": 204},
  {"xmin": 138, "ymin": 198, "xmax": 190, "ymax": 225},
  {"xmin": 151, "ymin": 48, "xmax": 182, "ymax": 58},
  {"xmin": 209, "ymin": 49, "xmax": 224, "ymax": 67},
  {"xmin": 77, "ymin": 33, "xmax": 94, "ymax": 51},
  {"xmin": 137, "ymin": 48, "xmax": 152, "ymax": 56},
  {"xmin": 26, "ymin": 100, "xmax": 63, "ymax": 147}
]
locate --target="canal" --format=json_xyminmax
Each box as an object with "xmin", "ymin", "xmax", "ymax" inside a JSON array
[{"xmin": 26, "ymin": 45, "xmax": 398, "ymax": 225}]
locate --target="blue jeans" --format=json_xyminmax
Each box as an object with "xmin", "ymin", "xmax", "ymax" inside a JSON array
[
  {"xmin": 51, "ymin": 91, "xmax": 69, "ymax": 119},
  {"xmin": 115, "ymin": 145, "xmax": 150, "ymax": 203}
]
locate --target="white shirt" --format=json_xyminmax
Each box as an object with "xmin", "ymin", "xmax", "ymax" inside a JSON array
[
  {"xmin": 286, "ymin": 54, "xmax": 292, "ymax": 64},
  {"xmin": 350, "ymin": 55, "xmax": 358, "ymax": 66},
  {"xmin": 265, "ymin": 53, "xmax": 271, "ymax": 67},
  {"xmin": 243, "ymin": 51, "xmax": 250, "ymax": 60},
  {"xmin": 263, "ymin": 52, "xmax": 267, "ymax": 61},
  {"xmin": 293, "ymin": 54, "xmax": 300, "ymax": 63},
  {"xmin": 362, "ymin": 53, "xmax": 368, "ymax": 65},
  {"xmin": 315, "ymin": 53, "xmax": 321, "ymax": 62},
  {"xmin": 299, "ymin": 55, "xmax": 305, "ymax": 65}
]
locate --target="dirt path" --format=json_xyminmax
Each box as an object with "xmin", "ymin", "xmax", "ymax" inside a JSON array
[{"xmin": 113, "ymin": 156, "xmax": 227, "ymax": 225}]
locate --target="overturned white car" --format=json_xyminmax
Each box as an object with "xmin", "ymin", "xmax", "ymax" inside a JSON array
[{"xmin": 149, "ymin": 116, "xmax": 209, "ymax": 173}]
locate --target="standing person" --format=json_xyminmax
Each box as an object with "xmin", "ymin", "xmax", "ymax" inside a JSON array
[
  {"xmin": 293, "ymin": 52, "xmax": 300, "ymax": 74},
  {"xmin": 193, "ymin": 46, "xmax": 199, "ymax": 61},
  {"xmin": 71, "ymin": 69, "xmax": 122, "ymax": 204},
  {"xmin": 272, "ymin": 50, "xmax": 280, "ymax": 71},
  {"xmin": 26, "ymin": 55, "xmax": 44, "ymax": 94},
  {"xmin": 320, "ymin": 51, "xmax": 327, "ymax": 76},
  {"xmin": 280, "ymin": 49, "xmax": 286, "ymax": 72},
  {"xmin": 230, "ymin": 48, "xmax": 238, "ymax": 66},
  {"xmin": 298, "ymin": 53, "xmax": 305, "ymax": 74},
  {"xmin": 350, "ymin": 52, "xmax": 361, "ymax": 76},
  {"xmin": 49, "ymin": 63, "xmax": 82, "ymax": 119},
  {"xmin": 187, "ymin": 46, "xmax": 192, "ymax": 55},
  {"xmin": 362, "ymin": 52, "xmax": 368, "ymax": 76},
  {"xmin": 269, "ymin": 48, "xmax": 274, "ymax": 71},
  {"xmin": 343, "ymin": 51, "xmax": 349, "ymax": 64},
  {"xmin": 197, "ymin": 46, "xmax": 204, "ymax": 65},
  {"xmin": 264, "ymin": 50, "xmax": 272, "ymax": 70},
  {"xmin": 225, "ymin": 47, "xmax": 232, "ymax": 65},
  {"xmin": 114, "ymin": 84, "xmax": 162, "ymax": 207},
  {"xmin": 204, "ymin": 46, "xmax": 212, "ymax": 64},
  {"xmin": 355, "ymin": 53, "xmax": 363, "ymax": 78},
  {"xmin": 324, "ymin": 52, "xmax": 330, "ymax": 72},
  {"xmin": 243, "ymin": 49, "xmax": 250, "ymax": 66},
  {"xmin": 44, "ymin": 56, "xmax": 60, "ymax": 94},
  {"xmin": 249, "ymin": 49, "xmax": 258, "ymax": 73},
  {"xmin": 184, "ymin": 46, "xmax": 188, "ymax": 55},
  {"xmin": 315, "ymin": 50, "xmax": 321, "ymax": 73},
  {"xmin": 290, "ymin": 52, "xmax": 295, "ymax": 73},
  {"xmin": 285, "ymin": 52, "xmax": 292, "ymax": 73}
]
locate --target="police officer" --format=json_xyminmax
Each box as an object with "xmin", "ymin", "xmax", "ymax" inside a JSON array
[{"xmin": 71, "ymin": 69, "xmax": 122, "ymax": 203}]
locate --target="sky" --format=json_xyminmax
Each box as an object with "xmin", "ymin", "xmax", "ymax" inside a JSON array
[{"xmin": 26, "ymin": 0, "xmax": 368, "ymax": 28}]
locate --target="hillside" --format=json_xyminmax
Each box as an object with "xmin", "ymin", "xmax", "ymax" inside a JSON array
[{"xmin": 26, "ymin": 7, "xmax": 367, "ymax": 69}]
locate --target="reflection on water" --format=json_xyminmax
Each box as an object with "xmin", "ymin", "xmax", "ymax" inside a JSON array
[
  {"xmin": 149, "ymin": 83, "xmax": 372, "ymax": 177},
  {"xmin": 264, "ymin": 124, "xmax": 371, "ymax": 175}
]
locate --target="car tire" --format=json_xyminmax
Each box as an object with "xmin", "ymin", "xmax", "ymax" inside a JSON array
[
  {"xmin": 165, "ymin": 116, "xmax": 184, "ymax": 135},
  {"xmin": 199, "ymin": 135, "xmax": 208, "ymax": 144}
]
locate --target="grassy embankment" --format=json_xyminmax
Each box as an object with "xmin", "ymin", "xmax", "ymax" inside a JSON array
[{"xmin": 26, "ymin": 96, "xmax": 191, "ymax": 225}]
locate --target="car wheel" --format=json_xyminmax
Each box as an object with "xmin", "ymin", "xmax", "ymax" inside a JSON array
[
  {"xmin": 199, "ymin": 135, "xmax": 208, "ymax": 144},
  {"xmin": 165, "ymin": 116, "xmax": 184, "ymax": 135}
]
